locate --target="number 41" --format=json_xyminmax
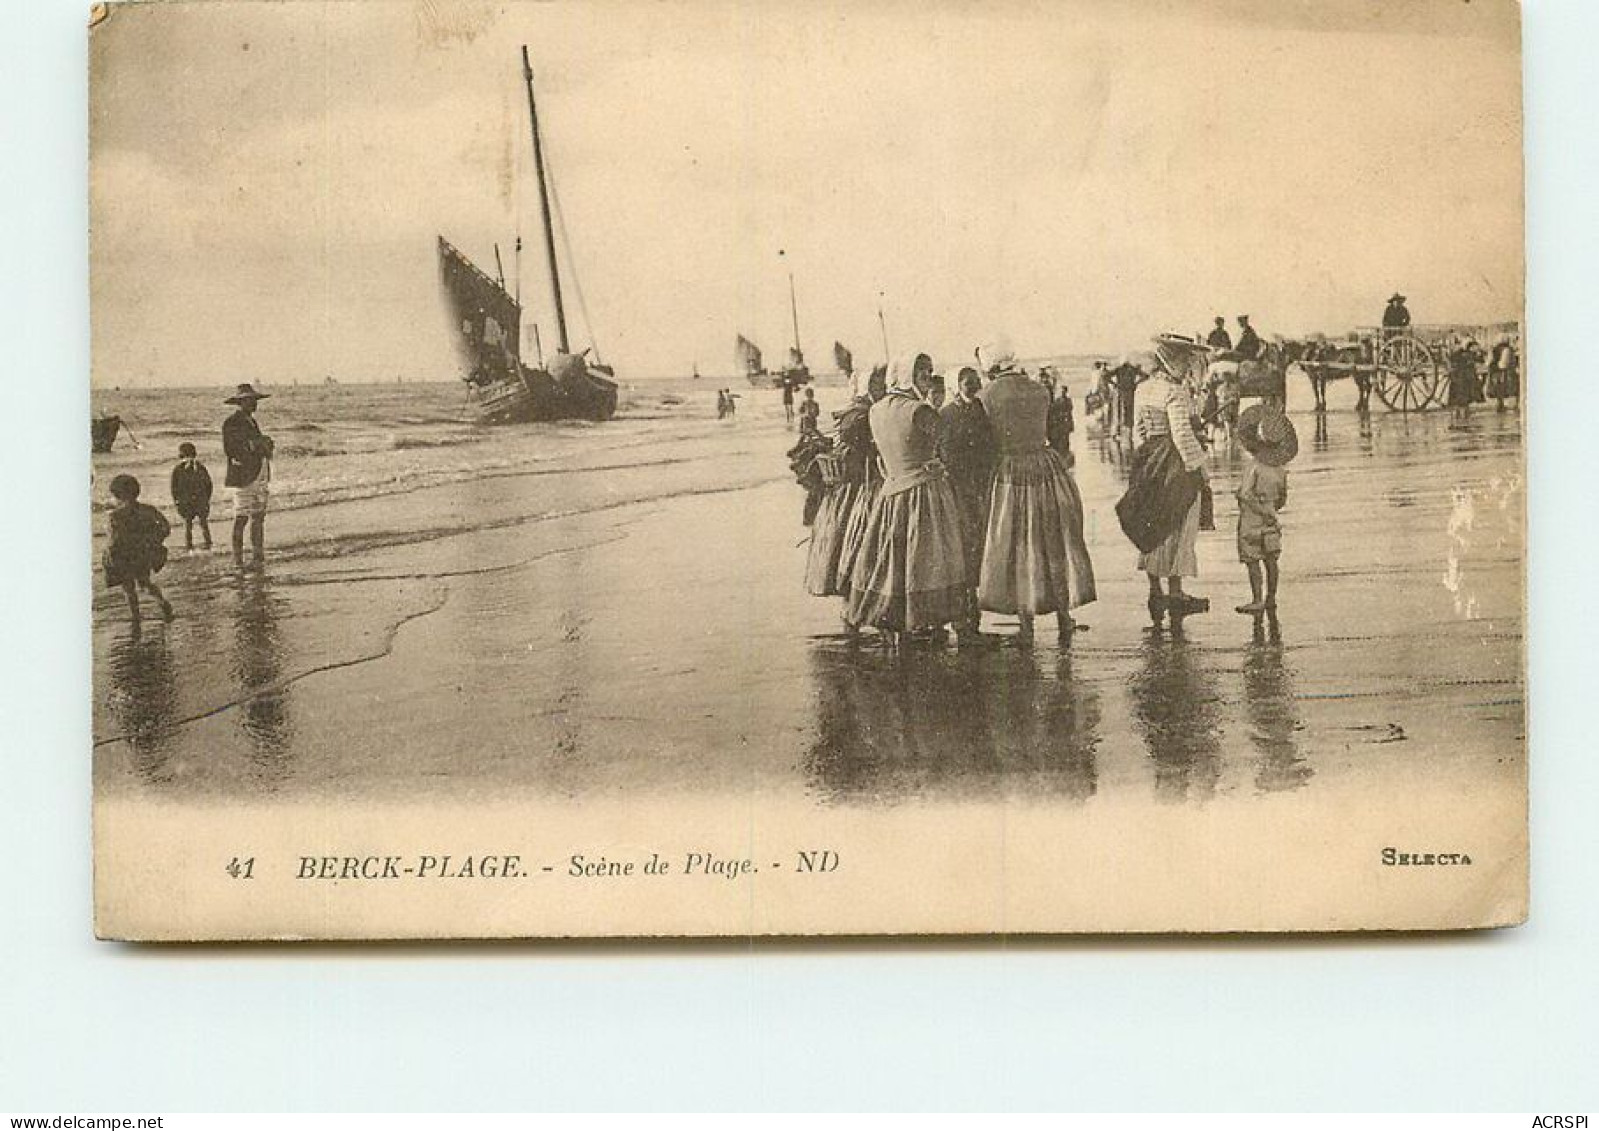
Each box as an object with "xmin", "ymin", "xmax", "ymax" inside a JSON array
[{"xmin": 226, "ymin": 857, "xmax": 255, "ymax": 880}]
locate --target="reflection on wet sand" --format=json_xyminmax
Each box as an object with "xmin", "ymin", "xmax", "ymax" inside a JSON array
[
  {"xmin": 1126, "ymin": 618, "xmax": 1223, "ymax": 802},
  {"xmin": 105, "ymin": 633, "xmax": 180, "ymax": 784},
  {"xmin": 1243, "ymin": 613, "xmax": 1311, "ymax": 794},
  {"xmin": 229, "ymin": 572, "xmax": 295, "ymax": 787},
  {"xmin": 803, "ymin": 640, "xmax": 1100, "ymax": 805}
]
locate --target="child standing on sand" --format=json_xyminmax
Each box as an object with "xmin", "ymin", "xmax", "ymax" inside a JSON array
[
  {"xmin": 103, "ymin": 474, "xmax": 173, "ymax": 633},
  {"xmin": 1233, "ymin": 399, "xmax": 1298, "ymax": 615},
  {"xmin": 170, "ymin": 441, "xmax": 214, "ymax": 550}
]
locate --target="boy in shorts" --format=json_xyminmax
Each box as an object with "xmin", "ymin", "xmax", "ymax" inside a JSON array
[{"xmin": 1234, "ymin": 399, "xmax": 1298, "ymax": 615}]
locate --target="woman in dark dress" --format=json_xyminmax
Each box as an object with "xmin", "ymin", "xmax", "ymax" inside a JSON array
[
  {"xmin": 1448, "ymin": 338, "xmax": 1483, "ymax": 423},
  {"xmin": 843, "ymin": 354, "xmax": 967, "ymax": 648},
  {"xmin": 805, "ymin": 367, "xmax": 886, "ymax": 610}
]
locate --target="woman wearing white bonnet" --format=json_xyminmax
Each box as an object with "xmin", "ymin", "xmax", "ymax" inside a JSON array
[
  {"xmin": 803, "ymin": 364, "xmax": 887, "ymax": 609},
  {"xmin": 975, "ymin": 341, "xmax": 1097, "ymax": 642},
  {"xmin": 977, "ymin": 336, "xmax": 1020, "ymax": 378},
  {"xmin": 842, "ymin": 352, "xmax": 968, "ymax": 646}
]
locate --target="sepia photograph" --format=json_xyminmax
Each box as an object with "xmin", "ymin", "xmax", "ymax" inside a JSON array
[{"xmin": 88, "ymin": 0, "xmax": 1526, "ymax": 940}]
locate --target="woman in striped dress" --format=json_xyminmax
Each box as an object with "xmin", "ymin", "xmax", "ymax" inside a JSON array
[{"xmin": 1115, "ymin": 335, "xmax": 1210, "ymax": 621}]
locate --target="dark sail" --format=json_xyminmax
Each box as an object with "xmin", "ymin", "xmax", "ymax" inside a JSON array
[
  {"xmin": 439, "ymin": 236, "xmax": 522, "ymax": 386},
  {"xmin": 736, "ymin": 334, "xmax": 764, "ymax": 378},
  {"xmin": 833, "ymin": 341, "xmax": 853, "ymax": 375}
]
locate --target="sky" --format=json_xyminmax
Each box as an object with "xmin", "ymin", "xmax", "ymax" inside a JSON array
[{"xmin": 89, "ymin": 0, "xmax": 1524, "ymax": 385}]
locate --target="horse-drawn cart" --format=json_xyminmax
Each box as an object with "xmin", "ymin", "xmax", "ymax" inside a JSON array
[{"xmin": 1297, "ymin": 322, "xmax": 1516, "ymax": 412}]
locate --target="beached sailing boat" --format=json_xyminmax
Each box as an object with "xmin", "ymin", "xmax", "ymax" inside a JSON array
[
  {"xmin": 438, "ymin": 46, "xmax": 618, "ymax": 424},
  {"xmin": 737, "ymin": 268, "xmax": 812, "ymax": 389}
]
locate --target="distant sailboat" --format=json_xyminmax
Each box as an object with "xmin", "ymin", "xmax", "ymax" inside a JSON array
[
  {"xmin": 736, "ymin": 334, "xmax": 766, "ymax": 386},
  {"xmin": 738, "ymin": 270, "xmax": 812, "ymax": 389},
  {"xmin": 833, "ymin": 341, "xmax": 853, "ymax": 378}
]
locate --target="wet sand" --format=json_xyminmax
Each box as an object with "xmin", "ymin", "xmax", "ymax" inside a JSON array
[{"xmin": 93, "ymin": 392, "xmax": 1524, "ymax": 817}]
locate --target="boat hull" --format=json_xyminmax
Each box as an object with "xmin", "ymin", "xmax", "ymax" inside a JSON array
[
  {"xmin": 469, "ymin": 365, "xmax": 618, "ymax": 424},
  {"xmin": 91, "ymin": 417, "xmax": 121, "ymax": 453},
  {"xmin": 746, "ymin": 366, "xmax": 812, "ymax": 389}
]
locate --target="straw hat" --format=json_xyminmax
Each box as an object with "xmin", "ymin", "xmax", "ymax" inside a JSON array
[
  {"xmin": 1237, "ymin": 404, "xmax": 1299, "ymax": 467},
  {"xmin": 224, "ymin": 383, "xmax": 270, "ymax": 404}
]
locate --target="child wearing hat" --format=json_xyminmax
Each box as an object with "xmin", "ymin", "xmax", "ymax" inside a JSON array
[
  {"xmin": 103, "ymin": 474, "xmax": 173, "ymax": 633},
  {"xmin": 1233, "ymin": 397, "xmax": 1298, "ymax": 615},
  {"xmin": 170, "ymin": 442, "xmax": 214, "ymax": 550}
]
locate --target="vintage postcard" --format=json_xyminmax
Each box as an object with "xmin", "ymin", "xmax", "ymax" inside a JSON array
[{"xmin": 90, "ymin": 0, "xmax": 1526, "ymax": 939}]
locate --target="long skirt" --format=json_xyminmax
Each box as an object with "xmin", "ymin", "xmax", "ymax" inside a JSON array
[
  {"xmin": 949, "ymin": 472, "xmax": 992, "ymax": 590},
  {"xmin": 1485, "ymin": 368, "xmax": 1518, "ymax": 400},
  {"xmin": 1117, "ymin": 435, "xmax": 1199, "ymax": 544},
  {"xmin": 1138, "ymin": 493, "xmax": 1200, "ymax": 577},
  {"xmin": 843, "ymin": 478, "xmax": 969, "ymax": 631},
  {"xmin": 977, "ymin": 449, "xmax": 1097, "ymax": 615},
  {"xmin": 835, "ymin": 475, "xmax": 881, "ymax": 602},
  {"xmin": 804, "ymin": 478, "xmax": 865, "ymax": 597}
]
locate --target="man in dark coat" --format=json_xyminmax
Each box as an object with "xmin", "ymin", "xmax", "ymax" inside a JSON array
[
  {"xmin": 1235, "ymin": 315, "xmax": 1261, "ymax": 361},
  {"xmin": 1046, "ymin": 380, "xmax": 1074, "ymax": 461},
  {"xmin": 1206, "ymin": 316, "xmax": 1232, "ymax": 350},
  {"xmin": 222, "ymin": 383, "xmax": 274, "ymax": 566},
  {"xmin": 939, "ymin": 366, "xmax": 997, "ymax": 639},
  {"xmin": 1383, "ymin": 293, "xmax": 1412, "ymax": 330}
]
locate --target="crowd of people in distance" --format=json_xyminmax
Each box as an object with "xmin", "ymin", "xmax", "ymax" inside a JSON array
[
  {"xmin": 790, "ymin": 333, "xmax": 1298, "ymax": 651},
  {"xmin": 100, "ymin": 383, "xmax": 276, "ymax": 635}
]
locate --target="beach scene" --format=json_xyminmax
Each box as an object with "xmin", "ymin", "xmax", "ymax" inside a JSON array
[{"xmin": 91, "ymin": 374, "xmax": 1523, "ymax": 811}]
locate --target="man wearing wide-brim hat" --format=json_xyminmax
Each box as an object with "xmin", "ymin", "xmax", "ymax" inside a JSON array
[
  {"xmin": 1383, "ymin": 292, "xmax": 1411, "ymax": 330},
  {"xmin": 221, "ymin": 383, "xmax": 274, "ymax": 566}
]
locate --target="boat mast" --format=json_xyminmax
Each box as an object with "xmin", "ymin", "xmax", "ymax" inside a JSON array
[
  {"xmin": 522, "ymin": 45, "xmax": 569, "ymax": 355},
  {"xmin": 877, "ymin": 293, "xmax": 891, "ymax": 362},
  {"xmin": 788, "ymin": 272, "xmax": 802, "ymax": 358}
]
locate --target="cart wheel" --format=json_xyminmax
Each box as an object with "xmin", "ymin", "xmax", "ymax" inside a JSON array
[{"xmin": 1375, "ymin": 336, "xmax": 1437, "ymax": 412}]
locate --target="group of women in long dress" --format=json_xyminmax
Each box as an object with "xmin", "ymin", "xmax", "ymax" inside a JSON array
[
  {"xmin": 798, "ymin": 333, "xmax": 1222, "ymax": 649},
  {"xmin": 801, "ymin": 344, "xmax": 1098, "ymax": 649}
]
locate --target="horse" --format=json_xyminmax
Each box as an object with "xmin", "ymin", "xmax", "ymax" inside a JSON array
[{"xmin": 1284, "ymin": 337, "xmax": 1374, "ymax": 412}]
